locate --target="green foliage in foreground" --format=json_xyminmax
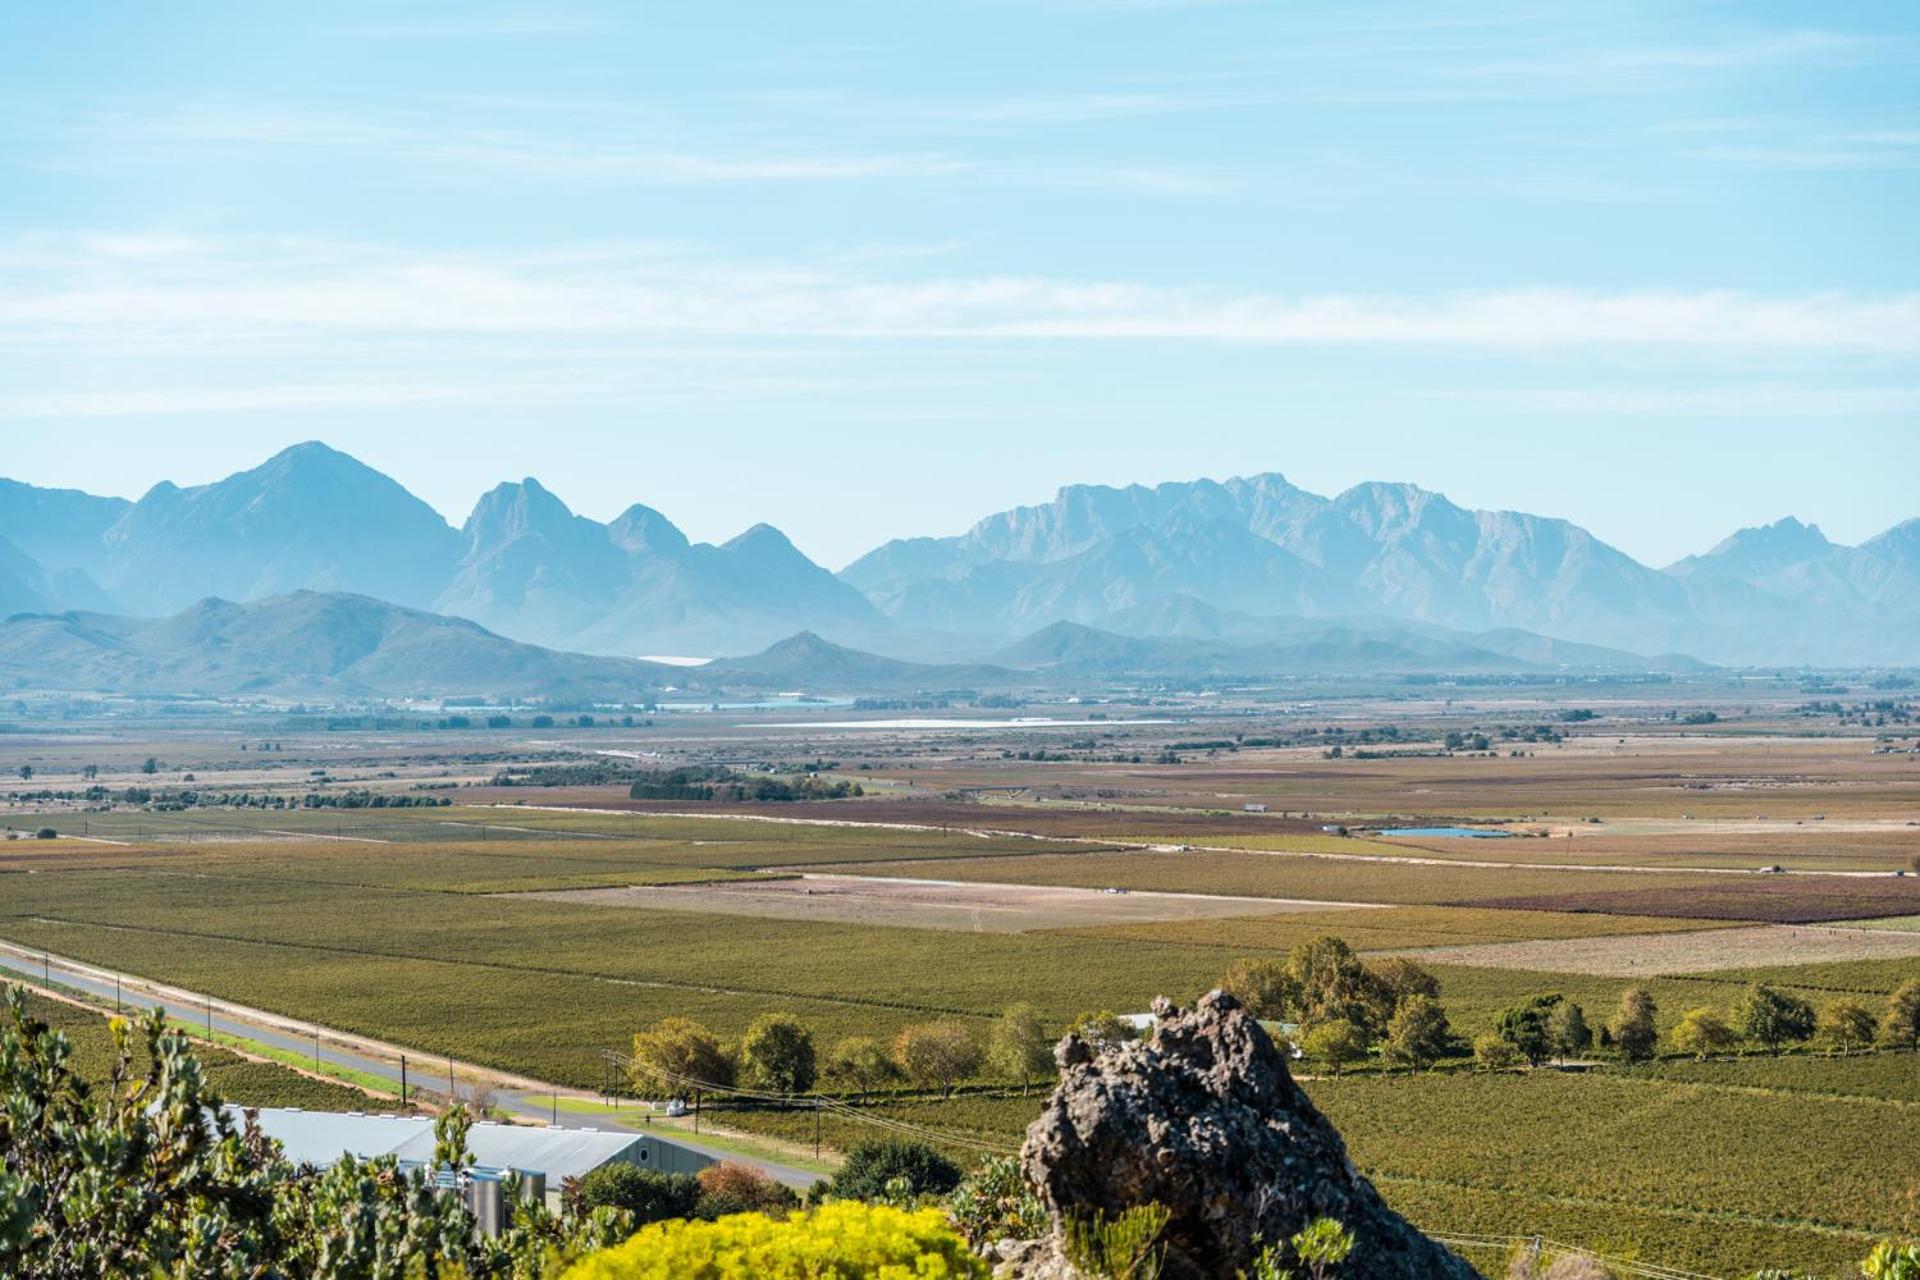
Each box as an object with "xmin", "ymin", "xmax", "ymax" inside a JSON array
[
  {"xmin": 1063, "ymin": 1203, "xmax": 1171, "ymax": 1280},
  {"xmin": 828, "ymin": 1138, "xmax": 964, "ymax": 1203},
  {"xmin": 558, "ymin": 1202, "xmax": 984, "ymax": 1280},
  {"xmin": 0, "ymin": 985, "xmax": 627, "ymax": 1278}
]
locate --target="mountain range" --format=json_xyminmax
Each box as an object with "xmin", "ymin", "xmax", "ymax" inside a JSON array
[
  {"xmin": 847, "ymin": 477, "xmax": 1920, "ymax": 665},
  {"xmin": 0, "ymin": 444, "xmax": 883, "ymax": 657},
  {"xmin": 0, "ymin": 591, "xmax": 1694, "ymax": 704},
  {"xmin": 0, "ymin": 591, "xmax": 686, "ymax": 702},
  {"xmin": 1, "ymin": 442, "xmax": 1913, "ymax": 666}
]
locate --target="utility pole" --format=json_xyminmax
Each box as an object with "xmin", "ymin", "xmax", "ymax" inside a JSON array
[
  {"xmin": 114, "ymin": 973, "xmax": 121, "ymax": 1011},
  {"xmin": 814, "ymin": 1101, "xmax": 821, "ymax": 1159},
  {"xmin": 552, "ymin": 1090, "xmax": 558, "ymax": 1126},
  {"xmin": 693, "ymin": 1087, "xmax": 701, "ymax": 1134},
  {"xmin": 400, "ymin": 1054, "xmax": 408, "ymax": 1107},
  {"xmin": 313, "ymin": 1030, "xmax": 321, "ymax": 1073},
  {"xmin": 205, "ymin": 993, "xmax": 212, "ymax": 1037}
]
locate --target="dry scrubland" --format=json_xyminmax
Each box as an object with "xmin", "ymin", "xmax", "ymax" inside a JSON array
[{"xmin": 3, "ymin": 722, "xmax": 1918, "ymax": 1276}]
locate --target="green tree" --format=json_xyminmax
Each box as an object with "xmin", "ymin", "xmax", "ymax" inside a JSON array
[
  {"xmin": 1819, "ymin": 1000, "xmax": 1879, "ymax": 1055},
  {"xmin": 1497, "ymin": 994, "xmax": 1563, "ymax": 1067},
  {"xmin": 1473, "ymin": 1032, "xmax": 1522, "ymax": 1071},
  {"xmin": 891, "ymin": 1021, "xmax": 983, "ymax": 1098},
  {"xmin": 1287, "ymin": 936, "xmax": 1390, "ymax": 1034},
  {"xmin": 1066, "ymin": 1010, "xmax": 1141, "ymax": 1055},
  {"xmin": 1300, "ymin": 1019, "xmax": 1368, "ymax": 1075},
  {"xmin": 1733, "ymin": 984, "xmax": 1816, "ymax": 1054},
  {"xmin": 1366, "ymin": 956, "xmax": 1440, "ymax": 1013},
  {"xmin": 1382, "ymin": 995, "xmax": 1452, "ymax": 1072},
  {"xmin": 824, "ymin": 1036, "xmax": 899, "ymax": 1100},
  {"xmin": 1545, "ymin": 1000, "xmax": 1593, "ymax": 1064},
  {"xmin": 739, "ymin": 1013, "xmax": 816, "ymax": 1095},
  {"xmin": 1607, "ymin": 986, "xmax": 1659, "ymax": 1063},
  {"xmin": 987, "ymin": 1003, "xmax": 1054, "ymax": 1096},
  {"xmin": 631, "ymin": 1016, "xmax": 735, "ymax": 1100},
  {"xmin": 1884, "ymin": 979, "xmax": 1920, "ymax": 1051},
  {"xmin": 1219, "ymin": 958, "xmax": 1299, "ymax": 1020},
  {"xmin": 1671, "ymin": 1007, "xmax": 1737, "ymax": 1060}
]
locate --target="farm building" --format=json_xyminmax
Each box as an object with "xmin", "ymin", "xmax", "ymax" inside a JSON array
[{"xmin": 224, "ymin": 1106, "xmax": 713, "ymax": 1212}]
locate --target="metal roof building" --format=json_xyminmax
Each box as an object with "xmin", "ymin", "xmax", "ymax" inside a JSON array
[{"xmin": 222, "ymin": 1106, "xmax": 713, "ymax": 1208}]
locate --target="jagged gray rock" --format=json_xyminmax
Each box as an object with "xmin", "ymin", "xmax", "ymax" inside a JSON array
[{"xmin": 1019, "ymin": 990, "xmax": 1479, "ymax": 1280}]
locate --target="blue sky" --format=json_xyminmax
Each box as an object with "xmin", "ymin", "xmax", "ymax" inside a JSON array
[{"xmin": 1, "ymin": 1, "xmax": 1914, "ymax": 568}]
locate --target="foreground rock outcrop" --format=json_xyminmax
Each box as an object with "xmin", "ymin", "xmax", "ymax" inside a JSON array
[{"xmin": 1018, "ymin": 991, "xmax": 1479, "ymax": 1279}]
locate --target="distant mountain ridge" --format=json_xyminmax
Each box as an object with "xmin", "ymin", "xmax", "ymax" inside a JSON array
[
  {"xmin": 2, "ymin": 443, "xmax": 882, "ymax": 658},
  {"xmin": 2, "ymin": 445, "xmax": 1913, "ymax": 665},
  {"xmin": 0, "ymin": 591, "xmax": 1681, "ymax": 703},
  {"xmin": 0, "ymin": 592, "xmax": 684, "ymax": 701},
  {"xmin": 845, "ymin": 475, "xmax": 1920, "ymax": 665}
]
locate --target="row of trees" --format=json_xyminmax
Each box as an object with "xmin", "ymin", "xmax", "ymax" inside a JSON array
[
  {"xmin": 1667, "ymin": 980, "xmax": 1920, "ymax": 1061},
  {"xmin": 631, "ymin": 1003, "xmax": 1114, "ymax": 1105},
  {"xmin": 1474, "ymin": 978, "xmax": 1920, "ymax": 1070},
  {"xmin": 629, "ymin": 963, "xmax": 1920, "ymax": 1105}
]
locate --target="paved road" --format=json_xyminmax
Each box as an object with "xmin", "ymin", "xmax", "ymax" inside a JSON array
[{"xmin": 0, "ymin": 942, "xmax": 822, "ymax": 1186}]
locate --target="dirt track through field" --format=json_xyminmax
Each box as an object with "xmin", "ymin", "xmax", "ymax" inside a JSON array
[
  {"xmin": 505, "ymin": 873, "xmax": 1386, "ymax": 932},
  {"xmin": 1390, "ymin": 923, "xmax": 1920, "ymax": 977}
]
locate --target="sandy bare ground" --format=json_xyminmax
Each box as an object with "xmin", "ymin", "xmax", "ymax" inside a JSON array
[
  {"xmin": 1390, "ymin": 923, "xmax": 1920, "ymax": 977},
  {"xmin": 509, "ymin": 873, "xmax": 1384, "ymax": 932}
]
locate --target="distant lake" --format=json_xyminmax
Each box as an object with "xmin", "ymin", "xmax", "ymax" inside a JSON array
[{"xmin": 1379, "ymin": 826, "xmax": 1512, "ymax": 839}]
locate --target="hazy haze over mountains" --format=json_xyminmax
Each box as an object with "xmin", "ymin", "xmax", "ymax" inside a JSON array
[
  {"xmin": 2, "ymin": 442, "xmax": 1914, "ymax": 668},
  {"xmin": 849, "ymin": 475, "xmax": 1920, "ymax": 665}
]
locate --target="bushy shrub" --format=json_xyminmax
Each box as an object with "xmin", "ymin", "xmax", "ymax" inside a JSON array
[
  {"xmin": 694, "ymin": 1160, "xmax": 798, "ymax": 1219},
  {"xmin": 947, "ymin": 1155, "xmax": 1047, "ymax": 1248},
  {"xmin": 558, "ymin": 1201, "xmax": 987, "ymax": 1279},
  {"xmin": 1861, "ymin": 1241, "xmax": 1920, "ymax": 1280},
  {"xmin": 576, "ymin": 1163, "xmax": 700, "ymax": 1223},
  {"xmin": 827, "ymin": 1139, "xmax": 962, "ymax": 1202},
  {"xmin": 1474, "ymin": 1032, "xmax": 1522, "ymax": 1071},
  {"xmin": 1063, "ymin": 1203, "xmax": 1170, "ymax": 1280}
]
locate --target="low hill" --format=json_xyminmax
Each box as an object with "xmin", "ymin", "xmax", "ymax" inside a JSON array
[
  {"xmin": 0, "ymin": 591, "xmax": 682, "ymax": 702},
  {"xmin": 710, "ymin": 631, "xmax": 1019, "ymax": 692}
]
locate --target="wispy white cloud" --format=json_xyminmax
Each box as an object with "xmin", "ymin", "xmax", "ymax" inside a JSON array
[
  {"xmin": 101, "ymin": 106, "xmax": 973, "ymax": 184},
  {"xmin": 70, "ymin": 102, "xmax": 1213, "ymax": 193},
  {"xmin": 1427, "ymin": 386, "xmax": 1920, "ymax": 417},
  {"xmin": 1687, "ymin": 129, "xmax": 1920, "ymax": 171},
  {"xmin": 3, "ymin": 233, "xmax": 1917, "ymax": 355}
]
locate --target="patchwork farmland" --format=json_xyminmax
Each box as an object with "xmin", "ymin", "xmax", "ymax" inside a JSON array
[{"xmin": 2, "ymin": 704, "xmax": 1916, "ymax": 1275}]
